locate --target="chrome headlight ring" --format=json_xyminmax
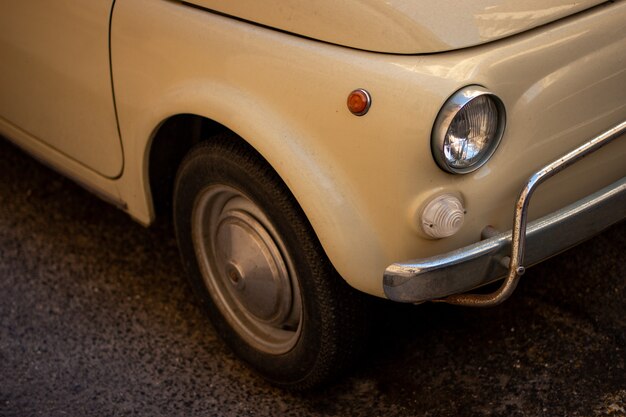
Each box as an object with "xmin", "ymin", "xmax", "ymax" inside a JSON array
[{"xmin": 432, "ymin": 86, "xmax": 506, "ymax": 174}]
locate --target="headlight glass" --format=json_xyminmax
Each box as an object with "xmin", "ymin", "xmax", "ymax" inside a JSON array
[{"xmin": 432, "ymin": 86, "xmax": 505, "ymax": 174}]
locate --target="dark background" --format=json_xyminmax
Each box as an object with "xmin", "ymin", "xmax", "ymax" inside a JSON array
[{"xmin": 1, "ymin": 136, "xmax": 624, "ymax": 417}]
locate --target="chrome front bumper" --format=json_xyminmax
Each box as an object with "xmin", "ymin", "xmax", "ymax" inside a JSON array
[{"xmin": 384, "ymin": 121, "xmax": 626, "ymax": 307}]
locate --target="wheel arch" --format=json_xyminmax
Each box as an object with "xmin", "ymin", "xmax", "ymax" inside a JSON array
[
  {"xmin": 136, "ymin": 106, "xmax": 386, "ymax": 297},
  {"xmin": 111, "ymin": 0, "xmax": 392, "ymax": 296},
  {"xmin": 148, "ymin": 114, "xmax": 228, "ymax": 220}
]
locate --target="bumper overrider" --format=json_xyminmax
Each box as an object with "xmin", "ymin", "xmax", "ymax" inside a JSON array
[{"xmin": 384, "ymin": 121, "xmax": 626, "ymax": 307}]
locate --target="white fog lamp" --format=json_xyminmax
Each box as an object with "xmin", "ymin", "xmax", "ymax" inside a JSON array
[
  {"xmin": 432, "ymin": 86, "xmax": 506, "ymax": 174},
  {"xmin": 421, "ymin": 193, "xmax": 465, "ymax": 239}
]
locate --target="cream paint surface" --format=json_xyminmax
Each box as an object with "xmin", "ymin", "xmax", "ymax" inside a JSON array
[
  {"xmin": 186, "ymin": 0, "xmax": 605, "ymax": 53},
  {"xmin": 111, "ymin": 1, "xmax": 625, "ymax": 296},
  {"xmin": 0, "ymin": 1, "xmax": 123, "ymax": 178},
  {"xmin": 0, "ymin": 1, "xmax": 623, "ymax": 297}
]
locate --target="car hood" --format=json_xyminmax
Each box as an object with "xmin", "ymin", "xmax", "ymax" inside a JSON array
[{"xmin": 187, "ymin": 0, "xmax": 605, "ymax": 53}]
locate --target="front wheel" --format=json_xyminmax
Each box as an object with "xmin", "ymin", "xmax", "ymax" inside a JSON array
[{"xmin": 173, "ymin": 135, "xmax": 369, "ymax": 389}]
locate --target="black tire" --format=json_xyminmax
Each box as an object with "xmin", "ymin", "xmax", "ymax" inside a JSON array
[{"xmin": 173, "ymin": 134, "xmax": 369, "ymax": 390}]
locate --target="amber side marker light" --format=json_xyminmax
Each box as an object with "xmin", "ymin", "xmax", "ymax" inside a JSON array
[{"xmin": 347, "ymin": 89, "xmax": 371, "ymax": 116}]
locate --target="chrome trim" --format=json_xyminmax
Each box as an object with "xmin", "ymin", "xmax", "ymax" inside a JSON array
[
  {"xmin": 431, "ymin": 85, "xmax": 506, "ymax": 174},
  {"xmin": 386, "ymin": 121, "xmax": 626, "ymax": 306}
]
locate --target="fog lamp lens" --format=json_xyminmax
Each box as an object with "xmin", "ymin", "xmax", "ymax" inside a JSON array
[
  {"xmin": 432, "ymin": 86, "xmax": 505, "ymax": 174},
  {"xmin": 421, "ymin": 194, "xmax": 465, "ymax": 239}
]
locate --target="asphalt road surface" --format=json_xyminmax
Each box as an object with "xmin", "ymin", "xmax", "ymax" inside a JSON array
[{"xmin": 1, "ymin": 136, "xmax": 624, "ymax": 417}]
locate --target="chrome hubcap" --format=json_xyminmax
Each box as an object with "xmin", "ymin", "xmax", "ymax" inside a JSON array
[{"xmin": 192, "ymin": 185, "xmax": 302, "ymax": 354}]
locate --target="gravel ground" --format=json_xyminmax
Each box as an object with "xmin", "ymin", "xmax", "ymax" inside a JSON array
[{"xmin": 1, "ymin": 136, "xmax": 624, "ymax": 417}]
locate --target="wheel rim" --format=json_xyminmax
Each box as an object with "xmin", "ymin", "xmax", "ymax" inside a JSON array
[{"xmin": 192, "ymin": 185, "xmax": 303, "ymax": 354}]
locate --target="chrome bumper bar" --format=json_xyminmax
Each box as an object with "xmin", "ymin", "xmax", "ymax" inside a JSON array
[{"xmin": 384, "ymin": 121, "xmax": 626, "ymax": 307}]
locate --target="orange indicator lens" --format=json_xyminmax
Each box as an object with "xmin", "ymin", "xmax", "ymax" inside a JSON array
[{"xmin": 347, "ymin": 89, "xmax": 371, "ymax": 116}]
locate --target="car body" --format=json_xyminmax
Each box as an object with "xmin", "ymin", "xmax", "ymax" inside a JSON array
[{"xmin": 1, "ymin": 0, "xmax": 625, "ymax": 388}]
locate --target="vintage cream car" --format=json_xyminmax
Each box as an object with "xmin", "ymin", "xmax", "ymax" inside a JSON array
[{"xmin": 1, "ymin": 0, "xmax": 625, "ymax": 389}]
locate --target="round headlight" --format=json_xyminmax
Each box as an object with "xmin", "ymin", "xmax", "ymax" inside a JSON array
[{"xmin": 432, "ymin": 86, "xmax": 506, "ymax": 174}]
